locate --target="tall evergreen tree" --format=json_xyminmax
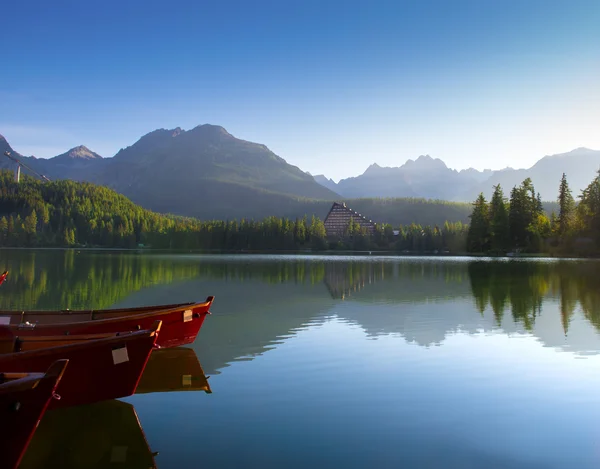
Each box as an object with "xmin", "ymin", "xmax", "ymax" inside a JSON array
[
  {"xmin": 467, "ymin": 193, "xmax": 490, "ymax": 252},
  {"xmin": 509, "ymin": 184, "xmax": 528, "ymax": 249},
  {"xmin": 577, "ymin": 169, "xmax": 600, "ymax": 247},
  {"xmin": 557, "ymin": 173, "xmax": 575, "ymax": 238},
  {"xmin": 489, "ymin": 184, "xmax": 510, "ymax": 252}
]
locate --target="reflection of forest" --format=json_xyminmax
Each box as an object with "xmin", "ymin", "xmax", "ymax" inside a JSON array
[
  {"xmin": 3, "ymin": 251, "xmax": 600, "ymax": 366},
  {"xmin": 0, "ymin": 250, "xmax": 204, "ymax": 310},
  {"xmin": 468, "ymin": 260, "xmax": 600, "ymax": 333}
]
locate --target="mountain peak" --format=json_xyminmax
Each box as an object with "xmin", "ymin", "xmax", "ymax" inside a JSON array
[
  {"xmin": 403, "ymin": 154, "xmax": 448, "ymax": 171},
  {"xmin": 188, "ymin": 124, "xmax": 233, "ymax": 140},
  {"xmin": 54, "ymin": 145, "xmax": 102, "ymax": 161},
  {"xmin": 363, "ymin": 162, "xmax": 386, "ymax": 176}
]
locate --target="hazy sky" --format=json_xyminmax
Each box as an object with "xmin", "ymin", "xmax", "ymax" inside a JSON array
[{"xmin": 2, "ymin": 0, "xmax": 599, "ymax": 181}]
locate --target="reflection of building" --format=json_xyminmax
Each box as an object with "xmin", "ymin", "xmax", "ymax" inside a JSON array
[
  {"xmin": 323, "ymin": 262, "xmax": 385, "ymax": 299},
  {"xmin": 323, "ymin": 202, "xmax": 377, "ymax": 238}
]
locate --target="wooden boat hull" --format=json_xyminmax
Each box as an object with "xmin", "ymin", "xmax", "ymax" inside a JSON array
[
  {"xmin": 0, "ymin": 322, "xmax": 160, "ymax": 410},
  {"xmin": 1, "ymin": 359, "xmax": 68, "ymax": 469},
  {"xmin": 0, "ymin": 297, "xmax": 214, "ymax": 348},
  {"xmin": 136, "ymin": 347, "xmax": 212, "ymax": 394},
  {"xmin": 19, "ymin": 400, "xmax": 157, "ymax": 469}
]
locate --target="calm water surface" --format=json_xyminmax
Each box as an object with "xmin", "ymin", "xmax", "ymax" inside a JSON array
[{"xmin": 4, "ymin": 250, "xmax": 600, "ymax": 469}]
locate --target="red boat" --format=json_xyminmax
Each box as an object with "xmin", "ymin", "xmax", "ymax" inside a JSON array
[
  {"xmin": 0, "ymin": 321, "xmax": 161, "ymax": 410},
  {"xmin": 0, "ymin": 270, "xmax": 8, "ymax": 286},
  {"xmin": 0, "ymin": 296, "xmax": 214, "ymax": 348},
  {"xmin": 0, "ymin": 359, "xmax": 69, "ymax": 469}
]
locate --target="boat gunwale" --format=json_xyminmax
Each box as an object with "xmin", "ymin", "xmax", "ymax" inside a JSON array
[
  {"xmin": 0, "ymin": 298, "xmax": 214, "ymax": 330},
  {"xmin": 0, "ymin": 296, "xmax": 214, "ymax": 317},
  {"xmin": 0, "ymin": 321, "xmax": 161, "ymax": 361}
]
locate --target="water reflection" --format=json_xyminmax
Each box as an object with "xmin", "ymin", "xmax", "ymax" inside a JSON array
[
  {"xmin": 5, "ymin": 252, "xmax": 600, "ymax": 469},
  {"xmin": 3, "ymin": 251, "xmax": 600, "ymax": 366},
  {"xmin": 19, "ymin": 347, "xmax": 211, "ymax": 468},
  {"xmin": 467, "ymin": 259, "xmax": 600, "ymax": 333},
  {"xmin": 136, "ymin": 347, "xmax": 212, "ymax": 395},
  {"xmin": 20, "ymin": 400, "xmax": 158, "ymax": 469}
]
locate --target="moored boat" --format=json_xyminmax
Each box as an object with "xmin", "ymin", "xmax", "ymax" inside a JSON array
[
  {"xmin": 0, "ymin": 359, "xmax": 69, "ymax": 469},
  {"xmin": 0, "ymin": 321, "xmax": 161, "ymax": 410},
  {"xmin": 0, "ymin": 296, "xmax": 214, "ymax": 348}
]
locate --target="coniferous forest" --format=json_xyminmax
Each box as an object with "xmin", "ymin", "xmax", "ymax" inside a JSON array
[
  {"xmin": 1, "ymin": 167, "xmax": 599, "ymax": 256},
  {"xmin": 466, "ymin": 171, "xmax": 600, "ymax": 256},
  {"xmin": 0, "ymin": 170, "xmax": 467, "ymax": 252}
]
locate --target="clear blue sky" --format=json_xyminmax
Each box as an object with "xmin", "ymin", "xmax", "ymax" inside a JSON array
[{"xmin": 2, "ymin": 0, "xmax": 599, "ymax": 181}]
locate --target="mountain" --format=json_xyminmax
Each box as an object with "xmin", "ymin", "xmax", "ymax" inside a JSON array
[
  {"xmin": 312, "ymin": 174, "xmax": 338, "ymax": 193},
  {"xmin": 326, "ymin": 155, "xmax": 487, "ymax": 200},
  {"xmin": 315, "ymin": 149, "xmax": 600, "ymax": 202},
  {"xmin": 4, "ymin": 126, "xmax": 597, "ymax": 220},
  {"xmin": 53, "ymin": 145, "xmax": 102, "ymax": 162},
  {"xmin": 458, "ymin": 147, "xmax": 600, "ymax": 201},
  {"xmin": 0, "ymin": 125, "xmax": 340, "ymax": 220}
]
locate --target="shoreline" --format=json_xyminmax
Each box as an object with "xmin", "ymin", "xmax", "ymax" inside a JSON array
[{"xmin": 0, "ymin": 246, "xmax": 596, "ymax": 260}]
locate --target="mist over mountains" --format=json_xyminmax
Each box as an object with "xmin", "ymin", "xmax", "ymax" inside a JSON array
[
  {"xmin": 1, "ymin": 125, "xmax": 597, "ymax": 222},
  {"xmin": 313, "ymin": 148, "xmax": 600, "ymax": 202}
]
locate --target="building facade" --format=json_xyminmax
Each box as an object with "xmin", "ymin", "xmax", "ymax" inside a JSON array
[{"xmin": 323, "ymin": 202, "xmax": 377, "ymax": 238}]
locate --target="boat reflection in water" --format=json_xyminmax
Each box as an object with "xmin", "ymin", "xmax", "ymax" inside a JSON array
[
  {"xmin": 20, "ymin": 348, "xmax": 211, "ymax": 468},
  {"xmin": 135, "ymin": 346, "xmax": 212, "ymax": 394},
  {"xmin": 19, "ymin": 400, "xmax": 158, "ymax": 469}
]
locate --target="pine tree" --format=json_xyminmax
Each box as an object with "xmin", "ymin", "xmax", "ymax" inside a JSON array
[
  {"xmin": 24, "ymin": 210, "xmax": 38, "ymax": 246},
  {"xmin": 489, "ymin": 184, "xmax": 510, "ymax": 252},
  {"xmin": 509, "ymin": 185, "xmax": 527, "ymax": 249},
  {"xmin": 467, "ymin": 193, "xmax": 490, "ymax": 252},
  {"xmin": 557, "ymin": 173, "xmax": 575, "ymax": 238},
  {"xmin": 577, "ymin": 169, "xmax": 600, "ymax": 246}
]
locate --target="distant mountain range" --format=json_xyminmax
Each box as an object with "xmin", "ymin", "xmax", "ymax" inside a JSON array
[
  {"xmin": 0, "ymin": 125, "xmax": 338, "ymax": 220},
  {"xmin": 313, "ymin": 149, "xmax": 600, "ymax": 201},
  {"xmin": 1, "ymin": 126, "xmax": 596, "ymax": 222}
]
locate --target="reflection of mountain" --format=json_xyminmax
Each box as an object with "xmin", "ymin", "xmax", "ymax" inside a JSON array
[
  {"xmin": 113, "ymin": 277, "xmax": 336, "ymax": 376},
  {"xmin": 323, "ymin": 258, "xmax": 471, "ymax": 301},
  {"xmin": 20, "ymin": 400, "xmax": 157, "ymax": 469},
  {"xmin": 4, "ymin": 252, "xmax": 600, "ymax": 371}
]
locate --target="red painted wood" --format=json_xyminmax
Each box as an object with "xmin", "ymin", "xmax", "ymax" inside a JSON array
[
  {"xmin": 0, "ymin": 359, "xmax": 68, "ymax": 469},
  {"xmin": 0, "ymin": 297, "xmax": 214, "ymax": 348},
  {"xmin": 0, "ymin": 322, "xmax": 160, "ymax": 410}
]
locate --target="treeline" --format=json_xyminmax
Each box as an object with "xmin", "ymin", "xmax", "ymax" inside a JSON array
[
  {"xmin": 0, "ymin": 170, "xmax": 468, "ymax": 252},
  {"xmin": 467, "ymin": 170, "xmax": 600, "ymax": 255}
]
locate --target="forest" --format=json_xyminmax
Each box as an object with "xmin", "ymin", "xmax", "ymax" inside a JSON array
[
  {"xmin": 2, "ymin": 167, "xmax": 595, "ymax": 256},
  {"xmin": 0, "ymin": 170, "xmax": 467, "ymax": 252},
  {"xmin": 466, "ymin": 170, "xmax": 600, "ymax": 256}
]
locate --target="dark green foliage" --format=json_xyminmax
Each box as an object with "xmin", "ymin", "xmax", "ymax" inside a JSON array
[
  {"xmin": 508, "ymin": 178, "xmax": 542, "ymax": 250},
  {"xmin": 576, "ymin": 170, "xmax": 600, "ymax": 248},
  {"xmin": 467, "ymin": 172, "xmax": 600, "ymax": 255},
  {"xmin": 488, "ymin": 185, "xmax": 510, "ymax": 252},
  {"xmin": 557, "ymin": 173, "xmax": 575, "ymax": 237},
  {"xmin": 467, "ymin": 194, "xmax": 490, "ymax": 252},
  {"xmin": 0, "ymin": 171, "xmax": 468, "ymax": 253}
]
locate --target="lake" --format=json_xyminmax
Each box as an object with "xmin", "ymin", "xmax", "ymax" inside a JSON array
[{"xmin": 4, "ymin": 249, "xmax": 600, "ymax": 469}]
